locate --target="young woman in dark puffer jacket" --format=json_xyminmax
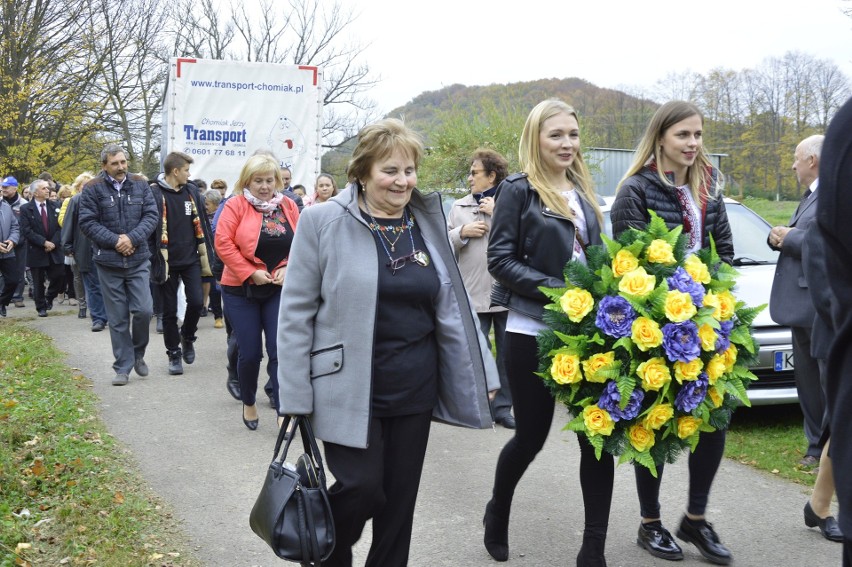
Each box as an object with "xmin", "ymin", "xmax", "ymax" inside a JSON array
[{"xmin": 611, "ymin": 100, "xmax": 734, "ymax": 566}]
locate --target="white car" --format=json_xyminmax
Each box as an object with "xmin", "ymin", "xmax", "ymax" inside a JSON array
[{"xmin": 600, "ymin": 196, "xmax": 796, "ymax": 405}]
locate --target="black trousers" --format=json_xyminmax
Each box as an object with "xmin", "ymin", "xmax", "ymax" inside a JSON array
[
  {"xmin": 158, "ymin": 262, "xmax": 203, "ymax": 352},
  {"xmin": 491, "ymin": 332, "xmax": 614, "ymax": 543},
  {"xmin": 634, "ymin": 427, "xmax": 726, "ymax": 518},
  {"xmin": 30, "ymin": 262, "xmax": 65, "ymax": 311},
  {"xmin": 0, "ymin": 257, "xmax": 20, "ymax": 306},
  {"xmin": 322, "ymin": 411, "xmax": 432, "ymax": 567}
]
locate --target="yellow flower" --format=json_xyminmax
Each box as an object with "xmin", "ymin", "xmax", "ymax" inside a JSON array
[
  {"xmin": 717, "ymin": 290, "xmax": 736, "ymax": 321},
  {"xmin": 612, "ymin": 249, "xmax": 639, "ymax": 277},
  {"xmin": 636, "ymin": 357, "xmax": 672, "ymax": 391},
  {"xmin": 665, "ymin": 290, "xmax": 698, "ymax": 322},
  {"xmin": 698, "ymin": 323, "xmax": 718, "ymax": 351},
  {"xmin": 677, "ymin": 416, "xmax": 703, "ymax": 439},
  {"xmin": 722, "ymin": 344, "xmax": 738, "ymax": 371},
  {"xmin": 684, "ymin": 255, "xmax": 711, "ymax": 284},
  {"xmin": 644, "ymin": 403, "xmax": 674, "ymax": 430},
  {"xmin": 550, "ymin": 352, "xmax": 583, "ymax": 385},
  {"xmin": 646, "ymin": 239, "xmax": 676, "ymax": 265},
  {"xmin": 631, "ymin": 317, "xmax": 663, "ymax": 351},
  {"xmin": 583, "ymin": 405, "xmax": 615, "ymax": 436},
  {"xmin": 628, "ymin": 424, "xmax": 656, "ymax": 452},
  {"xmin": 618, "ymin": 267, "xmax": 656, "ymax": 298},
  {"xmin": 705, "ymin": 355, "xmax": 727, "ymax": 385},
  {"xmin": 674, "ymin": 359, "xmax": 703, "ymax": 384},
  {"xmin": 582, "ymin": 351, "xmax": 616, "ymax": 384},
  {"xmin": 708, "ymin": 387, "xmax": 724, "ymax": 408},
  {"xmin": 704, "ymin": 291, "xmax": 722, "ymax": 320},
  {"xmin": 559, "ymin": 288, "xmax": 595, "ymax": 323}
]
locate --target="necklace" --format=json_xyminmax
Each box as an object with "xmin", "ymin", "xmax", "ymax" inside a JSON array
[{"xmin": 363, "ymin": 198, "xmax": 430, "ymax": 275}]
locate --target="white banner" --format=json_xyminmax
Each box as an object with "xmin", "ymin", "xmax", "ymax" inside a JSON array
[{"xmin": 162, "ymin": 57, "xmax": 322, "ymax": 193}]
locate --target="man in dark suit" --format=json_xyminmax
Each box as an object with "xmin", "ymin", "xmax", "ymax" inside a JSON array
[
  {"xmin": 19, "ymin": 179, "xmax": 65, "ymax": 317},
  {"xmin": 815, "ymin": 95, "xmax": 852, "ymax": 565},
  {"xmin": 768, "ymin": 134, "xmax": 825, "ymax": 466}
]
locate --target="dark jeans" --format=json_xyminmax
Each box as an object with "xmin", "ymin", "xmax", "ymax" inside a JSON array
[
  {"xmin": 322, "ymin": 411, "xmax": 432, "ymax": 567},
  {"xmin": 634, "ymin": 428, "xmax": 726, "ymax": 518},
  {"xmin": 0, "ymin": 257, "xmax": 20, "ymax": 306},
  {"xmin": 82, "ymin": 268, "xmax": 107, "ymax": 324},
  {"xmin": 490, "ymin": 332, "xmax": 614, "ymax": 541},
  {"xmin": 30, "ymin": 262, "xmax": 65, "ymax": 311},
  {"xmin": 158, "ymin": 263, "xmax": 203, "ymax": 352},
  {"xmin": 203, "ymin": 276, "xmax": 223, "ymax": 318},
  {"xmin": 478, "ymin": 311, "xmax": 511, "ymax": 419},
  {"xmin": 11, "ymin": 244, "xmax": 26, "ymax": 302},
  {"xmin": 222, "ymin": 288, "xmax": 280, "ymax": 410}
]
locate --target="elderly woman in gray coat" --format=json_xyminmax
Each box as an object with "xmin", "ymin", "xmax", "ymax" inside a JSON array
[
  {"xmin": 277, "ymin": 118, "xmax": 499, "ymax": 567},
  {"xmin": 0, "ymin": 198, "xmax": 21, "ymax": 316}
]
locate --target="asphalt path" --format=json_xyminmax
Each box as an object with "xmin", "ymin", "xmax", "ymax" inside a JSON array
[{"xmin": 12, "ymin": 302, "xmax": 841, "ymax": 567}]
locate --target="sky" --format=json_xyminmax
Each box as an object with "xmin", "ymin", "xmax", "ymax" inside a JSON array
[{"xmin": 342, "ymin": 0, "xmax": 852, "ymax": 114}]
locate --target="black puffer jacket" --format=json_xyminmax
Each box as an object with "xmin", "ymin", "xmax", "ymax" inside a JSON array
[
  {"xmin": 611, "ymin": 166, "xmax": 734, "ymax": 264},
  {"xmin": 488, "ymin": 173, "xmax": 604, "ymax": 320}
]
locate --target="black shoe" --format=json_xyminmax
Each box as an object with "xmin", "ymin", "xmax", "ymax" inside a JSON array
[
  {"xmin": 637, "ymin": 521, "xmax": 683, "ymax": 561},
  {"xmin": 37, "ymin": 309, "xmax": 48, "ymax": 317},
  {"xmin": 676, "ymin": 516, "xmax": 732, "ymax": 565},
  {"xmin": 267, "ymin": 392, "xmax": 275, "ymax": 408},
  {"xmin": 0, "ymin": 305, "xmax": 6, "ymax": 317},
  {"xmin": 242, "ymin": 405, "xmax": 258, "ymax": 431},
  {"xmin": 181, "ymin": 337, "xmax": 195, "ymax": 364},
  {"xmin": 804, "ymin": 501, "xmax": 843, "ymax": 542},
  {"xmin": 199, "ymin": 306, "xmax": 208, "ymax": 317},
  {"xmin": 226, "ymin": 370, "xmax": 241, "ymax": 401},
  {"xmin": 168, "ymin": 349, "xmax": 183, "ymax": 375},
  {"xmin": 92, "ymin": 320, "xmax": 105, "ymax": 332},
  {"xmin": 156, "ymin": 315, "xmax": 163, "ymax": 334},
  {"xmin": 577, "ymin": 538, "xmax": 607, "ymax": 567},
  {"xmin": 78, "ymin": 307, "xmax": 87, "ymax": 319},
  {"xmin": 45, "ymin": 300, "xmax": 53, "ymax": 311},
  {"xmin": 483, "ymin": 500, "xmax": 509, "ymax": 561},
  {"xmin": 496, "ymin": 415, "xmax": 516, "ymax": 429}
]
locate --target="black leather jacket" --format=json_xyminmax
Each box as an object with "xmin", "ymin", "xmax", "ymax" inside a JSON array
[
  {"xmin": 488, "ymin": 173, "xmax": 604, "ymax": 320},
  {"xmin": 611, "ymin": 166, "xmax": 734, "ymax": 264}
]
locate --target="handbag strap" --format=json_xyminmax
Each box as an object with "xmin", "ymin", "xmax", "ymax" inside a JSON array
[{"xmin": 273, "ymin": 416, "xmax": 330, "ymax": 490}]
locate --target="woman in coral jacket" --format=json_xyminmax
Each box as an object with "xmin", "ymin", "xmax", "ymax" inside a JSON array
[{"xmin": 215, "ymin": 154, "xmax": 299, "ymax": 431}]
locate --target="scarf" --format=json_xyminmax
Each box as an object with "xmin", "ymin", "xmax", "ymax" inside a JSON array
[
  {"xmin": 243, "ymin": 191, "xmax": 286, "ymax": 214},
  {"xmin": 159, "ymin": 188, "xmax": 210, "ymax": 277}
]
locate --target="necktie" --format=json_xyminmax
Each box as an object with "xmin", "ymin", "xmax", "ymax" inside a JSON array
[
  {"xmin": 801, "ymin": 188, "xmax": 812, "ymax": 203},
  {"xmin": 40, "ymin": 203, "xmax": 49, "ymax": 233}
]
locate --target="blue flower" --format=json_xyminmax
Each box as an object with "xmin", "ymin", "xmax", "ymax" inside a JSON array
[
  {"xmin": 595, "ymin": 295, "xmax": 637, "ymax": 339},
  {"xmin": 715, "ymin": 320, "xmax": 734, "ymax": 353},
  {"xmin": 662, "ymin": 321, "xmax": 701, "ymax": 363},
  {"xmin": 598, "ymin": 381, "xmax": 645, "ymax": 422},
  {"xmin": 675, "ymin": 373, "xmax": 709, "ymax": 412},
  {"xmin": 667, "ymin": 267, "xmax": 705, "ymax": 307}
]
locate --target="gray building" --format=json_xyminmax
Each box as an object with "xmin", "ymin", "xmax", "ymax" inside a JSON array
[{"xmin": 586, "ymin": 147, "xmax": 725, "ymax": 196}]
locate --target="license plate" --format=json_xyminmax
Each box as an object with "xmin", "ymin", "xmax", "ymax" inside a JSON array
[{"xmin": 774, "ymin": 350, "xmax": 794, "ymax": 371}]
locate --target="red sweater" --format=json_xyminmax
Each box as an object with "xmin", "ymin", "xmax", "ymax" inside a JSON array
[{"xmin": 215, "ymin": 194, "xmax": 300, "ymax": 287}]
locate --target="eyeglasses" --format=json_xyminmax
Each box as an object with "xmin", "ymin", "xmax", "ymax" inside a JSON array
[
  {"xmin": 468, "ymin": 169, "xmax": 485, "ymax": 177},
  {"xmin": 386, "ymin": 249, "xmax": 430, "ymax": 275}
]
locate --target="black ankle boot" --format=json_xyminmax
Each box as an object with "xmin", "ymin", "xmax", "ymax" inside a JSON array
[
  {"xmin": 168, "ymin": 349, "xmax": 183, "ymax": 375},
  {"xmin": 181, "ymin": 336, "xmax": 195, "ymax": 364},
  {"xmin": 483, "ymin": 500, "xmax": 509, "ymax": 562}
]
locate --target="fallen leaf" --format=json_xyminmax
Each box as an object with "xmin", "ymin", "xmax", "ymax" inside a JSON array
[
  {"xmin": 30, "ymin": 459, "xmax": 46, "ymax": 477},
  {"xmin": 771, "ymin": 468, "xmax": 780, "ymax": 474},
  {"xmin": 14, "ymin": 542, "xmax": 31, "ymax": 553},
  {"xmin": 149, "ymin": 553, "xmax": 164, "ymax": 560},
  {"xmin": 24, "ymin": 436, "xmax": 39, "ymax": 447},
  {"xmin": 113, "ymin": 492, "xmax": 125, "ymax": 504}
]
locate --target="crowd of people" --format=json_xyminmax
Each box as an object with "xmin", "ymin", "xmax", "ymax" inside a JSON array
[{"xmin": 1, "ymin": 95, "xmax": 850, "ymax": 567}]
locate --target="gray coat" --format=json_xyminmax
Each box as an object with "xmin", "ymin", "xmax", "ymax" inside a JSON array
[
  {"xmin": 0, "ymin": 199, "xmax": 20, "ymax": 259},
  {"xmin": 277, "ymin": 185, "xmax": 500, "ymax": 448},
  {"xmin": 769, "ymin": 189, "xmax": 818, "ymax": 328}
]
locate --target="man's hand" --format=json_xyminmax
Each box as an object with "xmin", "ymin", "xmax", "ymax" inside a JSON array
[
  {"xmin": 115, "ymin": 234, "xmax": 134, "ymax": 255},
  {"xmin": 769, "ymin": 226, "xmax": 792, "ymax": 248},
  {"xmin": 0, "ymin": 240, "xmax": 12, "ymax": 254},
  {"xmin": 43, "ymin": 241, "xmax": 56, "ymax": 252}
]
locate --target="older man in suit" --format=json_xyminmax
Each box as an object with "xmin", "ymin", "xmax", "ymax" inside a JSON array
[
  {"xmin": 19, "ymin": 179, "xmax": 65, "ymax": 317},
  {"xmin": 768, "ymin": 134, "xmax": 825, "ymax": 466}
]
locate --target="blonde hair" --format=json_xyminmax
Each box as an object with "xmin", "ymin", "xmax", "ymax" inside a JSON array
[
  {"xmin": 519, "ymin": 99, "xmax": 602, "ymax": 225},
  {"xmin": 347, "ymin": 118, "xmax": 424, "ymax": 186},
  {"xmin": 71, "ymin": 172, "xmax": 95, "ymax": 194},
  {"xmin": 618, "ymin": 100, "xmax": 723, "ymax": 201},
  {"xmin": 233, "ymin": 155, "xmax": 283, "ymax": 195}
]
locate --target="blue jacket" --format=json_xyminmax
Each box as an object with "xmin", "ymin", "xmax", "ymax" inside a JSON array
[{"xmin": 79, "ymin": 173, "xmax": 159, "ymax": 269}]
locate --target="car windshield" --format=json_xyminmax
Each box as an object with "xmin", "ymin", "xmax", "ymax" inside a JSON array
[{"xmin": 726, "ymin": 202, "xmax": 779, "ymax": 265}]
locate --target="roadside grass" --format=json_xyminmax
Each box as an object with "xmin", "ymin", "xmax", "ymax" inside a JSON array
[
  {"xmin": 737, "ymin": 195, "xmax": 799, "ymax": 227},
  {"xmin": 0, "ymin": 321, "xmax": 201, "ymax": 567},
  {"xmin": 726, "ymin": 404, "xmax": 817, "ymax": 487}
]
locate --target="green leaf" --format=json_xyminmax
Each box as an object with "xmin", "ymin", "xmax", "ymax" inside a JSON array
[
  {"xmin": 539, "ymin": 286, "xmax": 568, "ymax": 303},
  {"xmin": 601, "ymin": 232, "xmax": 621, "ymax": 258},
  {"xmin": 616, "ymin": 374, "xmax": 637, "ymax": 407},
  {"xmin": 633, "ymin": 450, "xmax": 659, "ymax": 477},
  {"xmin": 724, "ymin": 377, "xmax": 751, "ymax": 407}
]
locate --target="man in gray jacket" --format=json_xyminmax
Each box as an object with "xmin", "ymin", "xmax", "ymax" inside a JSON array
[
  {"xmin": 0, "ymin": 197, "xmax": 20, "ymax": 317},
  {"xmin": 79, "ymin": 144, "xmax": 159, "ymax": 386}
]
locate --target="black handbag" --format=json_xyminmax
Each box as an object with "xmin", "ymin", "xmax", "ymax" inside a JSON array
[{"xmin": 250, "ymin": 416, "xmax": 335, "ymax": 565}]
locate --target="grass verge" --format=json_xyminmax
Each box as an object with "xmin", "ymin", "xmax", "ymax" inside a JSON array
[
  {"xmin": 726, "ymin": 404, "xmax": 817, "ymax": 486},
  {"xmin": 0, "ymin": 321, "xmax": 201, "ymax": 567},
  {"xmin": 737, "ymin": 195, "xmax": 798, "ymax": 227}
]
